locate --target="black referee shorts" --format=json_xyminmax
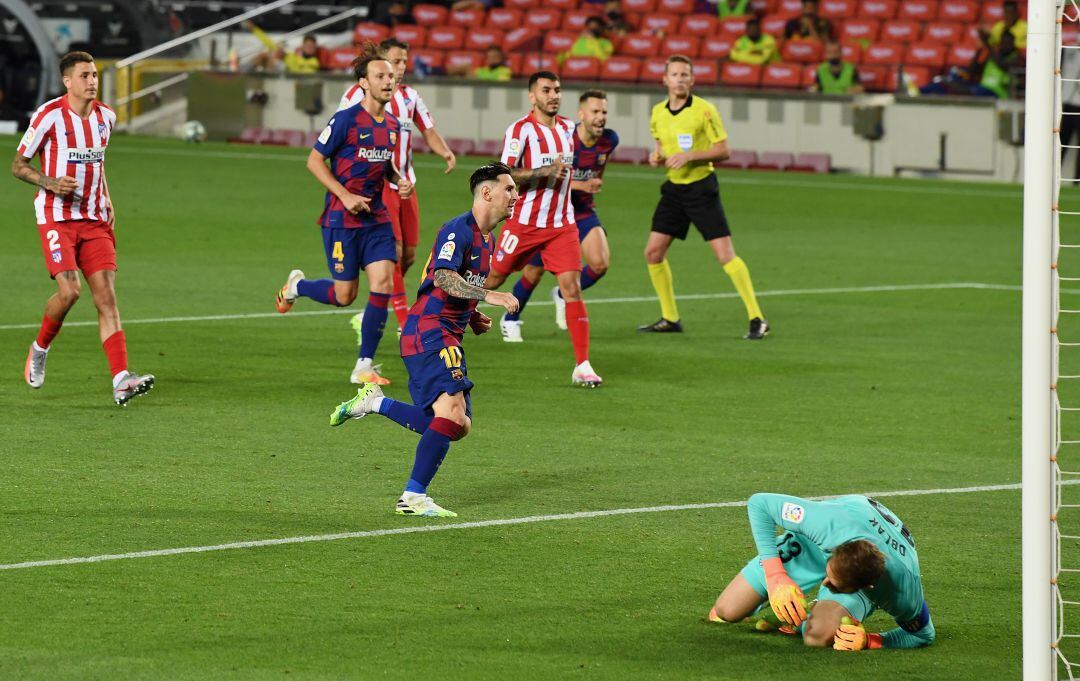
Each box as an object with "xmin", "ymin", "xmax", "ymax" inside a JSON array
[{"xmin": 650, "ymin": 173, "xmax": 731, "ymax": 241}]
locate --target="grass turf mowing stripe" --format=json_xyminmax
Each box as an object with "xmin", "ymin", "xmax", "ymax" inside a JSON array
[
  {"xmin": 0, "ymin": 481, "xmax": 1057, "ymax": 572},
  {"xmin": 0, "ymin": 281, "xmax": 1027, "ymax": 331}
]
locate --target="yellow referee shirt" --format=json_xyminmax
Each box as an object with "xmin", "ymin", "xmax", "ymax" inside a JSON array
[{"xmin": 649, "ymin": 94, "xmax": 728, "ymax": 185}]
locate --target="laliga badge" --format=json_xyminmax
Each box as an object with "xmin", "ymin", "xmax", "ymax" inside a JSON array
[{"xmin": 781, "ymin": 502, "xmax": 804, "ymax": 524}]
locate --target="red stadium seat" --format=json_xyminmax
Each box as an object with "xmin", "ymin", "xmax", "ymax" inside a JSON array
[
  {"xmin": 840, "ymin": 18, "xmax": 880, "ymax": 43},
  {"xmin": 923, "ymin": 22, "xmax": 963, "ymax": 44},
  {"xmin": 897, "ymin": 0, "xmax": 938, "ymax": 21},
  {"xmin": 544, "ymin": 31, "xmax": 577, "ymax": 53},
  {"xmin": 428, "ymin": 26, "xmax": 466, "ymax": 50},
  {"xmin": 505, "ymin": 0, "xmax": 541, "ymax": 8},
  {"xmin": 322, "ymin": 47, "xmax": 359, "ymax": 72},
  {"xmin": 564, "ymin": 9, "xmax": 594, "ymax": 30},
  {"xmin": 487, "ymin": 7, "xmax": 524, "ymax": 28},
  {"xmin": 507, "ymin": 52, "xmax": 524, "ymax": 74},
  {"xmin": 792, "ymin": 152, "xmax": 832, "ymax": 173},
  {"xmin": 701, "ymin": 35, "xmax": 734, "ymax": 58},
  {"xmin": 548, "ymin": 0, "xmax": 580, "ymax": 8},
  {"xmin": 981, "ymin": 3, "xmax": 1025, "ymax": 23},
  {"xmin": 412, "ymin": 3, "xmax": 449, "ymax": 26},
  {"xmin": 820, "ymin": 0, "xmax": 857, "ymax": 19},
  {"xmin": 857, "ymin": 64, "xmax": 888, "ymax": 90},
  {"xmin": 719, "ymin": 16, "xmax": 750, "ymax": 37},
  {"xmin": 600, "ymin": 56, "xmax": 642, "ymax": 82},
  {"xmin": 751, "ymin": 0, "xmax": 776, "ymax": 11},
  {"xmin": 641, "ymin": 57, "xmax": 669, "ymax": 81},
  {"xmin": 620, "ymin": 33, "xmax": 661, "ymax": 56},
  {"xmin": 353, "ymin": 23, "xmax": 389, "ymax": 45},
  {"xmin": 449, "ymin": 8, "xmax": 486, "ymax": 27},
  {"xmin": 946, "ymin": 43, "xmax": 978, "ymax": 67},
  {"xmin": 777, "ymin": 0, "xmax": 804, "ymax": 12},
  {"xmin": 658, "ymin": 0, "xmax": 695, "ymax": 13},
  {"xmin": 410, "ymin": 48, "xmax": 445, "ymax": 70},
  {"xmin": 841, "ymin": 41, "xmax": 862, "ymax": 62},
  {"xmin": 465, "ymin": 27, "xmax": 504, "ymax": 51},
  {"xmin": 525, "ymin": 8, "xmax": 563, "ymax": 30},
  {"xmin": 802, "ymin": 63, "xmax": 819, "ymax": 86},
  {"xmin": 445, "ymin": 138, "xmax": 477, "ymax": 155},
  {"xmin": 694, "ymin": 60, "xmax": 719, "ymax": 84},
  {"xmin": 680, "ymin": 14, "xmax": 717, "ymax": 34},
  {"xmin": 622, "ymin": 0, "xmax": 658, "ymax": 12},
  {"xmin": 614, "ymin": 146, "xmax": 650, "ymax": 164},
  {"xmin": 888, "ymin": 65, "xmax": 931, "ymax": 90},
  {"xmin": 880, "ymin": 20, "xmax": 921, "ymax": 43},
  {"xmin": 761, "ymin": 13, "xmax": 794, "ymax": 35},
  {"xmin": 1065, "ymin": 24, "xmax": 1080, "ymax": 45},
  {"xmin": 561, "ymin": 56, "xmax": 601, "ymax": 79},
  {"xmin": 641, "ymin": 13, "xmax": 680, "ymax": 33},
  {"xmin": 445, "ymin": 50, "xmax": 484, "ymax": 72},
  {"xmin": 392, "ymin": 25, "xmax": 428, "ymax": 48},
  {"xmin": 781, "ymin": 40, "xmax": 824, "ymax": 63},
  {"xmin": 937, "ymin": 0, "xmax": 978, "ymax": 22},
  {"xmin": 502, "ymin": 27, "xmax": 542, "ymax": 52},
  {"xmin": 862, "ymin": 42, "xmax": 903, "ymax": 65},
  {"xmin": 905, "ymin": 42, "xmax": 946, "ymax": 68},
  {"xmin": 475, "ymin": 139, "xmax": 503, "ymax": 157},
  {"xmin": 754, "ymin": 151, "xmax": 795, "ymax": 170},
  {"xmin": 522, "ymin": 52, "xmax": 559, "ymax": 73},
  {"xmin": 761, "ymin": 62, "xmax": 804, "ymax": 88},
  {"xmin": 662, "ymin": 35, "xmax": 701, "ymax": 57},
  {"xmin": 857, "ymin": 0, "xmax": 896, "ymax": 19},
  {"xmin": 719, "ymin": 149, "xmax": 758, "ymax": 169},
  {"xmin": 721, "ymin": 62, "xmax": 762, "ymax": 86}
]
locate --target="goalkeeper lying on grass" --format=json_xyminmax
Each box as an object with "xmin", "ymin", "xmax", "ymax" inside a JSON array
[{"xmin": 708, "ymin": 493, "xmax": 935, "ymax": 650}]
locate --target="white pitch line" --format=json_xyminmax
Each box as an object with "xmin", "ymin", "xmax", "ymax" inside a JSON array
[
  {"xmin": 0, "ymin": 481, "xmax": 1052, "ymax": 571},
  {"xmin": 0, "ymin": 281, "xmax": 1025, "ymax": 331}
]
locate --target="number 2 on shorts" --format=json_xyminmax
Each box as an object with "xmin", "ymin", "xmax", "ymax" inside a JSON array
[{"xmin": 46, "ymin": 230, "xmax": 60, "ymax": 251}]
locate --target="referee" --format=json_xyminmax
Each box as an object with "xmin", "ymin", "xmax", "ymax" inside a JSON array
[{"xmin": 641, "ymin": 55, "xmax": 769, "ymax": 340}]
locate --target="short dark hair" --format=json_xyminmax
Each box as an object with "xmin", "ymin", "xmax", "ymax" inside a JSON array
[
  {"xmin": 528, "ymin": 70, "xmax": 560, "ymax": 89},
  {"xmin": 746, "ymin": 16, "xmax": 761, "ymax": 26},
  {"xmin": 665, "ymin": 54, "xmax": 693, "ymax": 73},
  {"xmin": 579, "ymin": 89, "xmax": 607, "ymax": 104},
  {"xmin": 469, "ymin": 162, "xmax": 512, "ymax": 195},
  {"xmin": 351, "ymin": 41, "xmax": 387, "ymax": 81},
  {"xmin": 302, "ymin": 34, "xmax": 317, "ymax": 43},
  {"xmin": 59, "ymin": 51, "xmax": 94, "ymax": 77},
  {"xmin": 829, "ymin": 540, "xmax": 886, "ymax": 591},
  {"xmin": 379, "ymin": 37, "xmax": 410, "ymax": 52},
  {"xmin": 586, "ymin": 15, "xmax": 604, "ymax": 24}
]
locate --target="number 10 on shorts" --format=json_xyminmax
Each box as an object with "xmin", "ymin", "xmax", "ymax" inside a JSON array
[{"xmin": 439, "ymin": 346, "xmax": 463, "ymax": 369}]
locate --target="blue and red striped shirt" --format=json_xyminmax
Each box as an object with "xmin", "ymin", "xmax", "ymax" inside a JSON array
[
  {"xmin": 571, "ymin": 127, "xmax": 619, "ymax": 221},
  {"xmin": 312, "ymin": 103, "xmax": 399, "ymax": 229},
  {"xmin": 400, "ymin": 210, "xmax": 493, "ymax": 357}
]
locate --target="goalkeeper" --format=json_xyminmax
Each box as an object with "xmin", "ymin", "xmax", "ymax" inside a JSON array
[{"xmin": 708, "ymin": 493, "xmax": 935, "ymax": 650}]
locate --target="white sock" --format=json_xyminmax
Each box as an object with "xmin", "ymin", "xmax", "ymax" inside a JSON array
[
  {"xmin": 401, "ymin": 490, "xmax": 425, "ymax": 501},
  {"xmin": 354, "ymin": 357, "xmax": 372, "ymax": 371},
  {"xmin": 32, "ymin": 341, "xmax": 48, "ymax": 353},
  {"xmin": 112, "ymin": 370, "xmax": 129, "ymax": 388},
  {"xmin": 370, "ymin": 396, "xmax": 384, "ymax": 412}
]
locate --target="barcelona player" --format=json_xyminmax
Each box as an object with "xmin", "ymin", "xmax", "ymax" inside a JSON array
[
  {"xmin": 275, "ymin": 49, "xmax": 413, "ymax": 385},
  {"xmin": 708, "ymin": 492, "xmax": 935, "ymax": 651},
  {"xmin": 13, "ymin": 51, "xmax": 154, "ymax": 405},
  {"xmin": 329, "ymin": 163, "xmax": 520, "ymax": 518},
  {"xmin": 500, "ymin": 90, "xmax": 618, "ymax": 340}
]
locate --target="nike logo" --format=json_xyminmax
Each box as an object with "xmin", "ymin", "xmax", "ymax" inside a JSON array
[
  {"xmin": 471, "ymin": 255, "xmax": 480, "ymax": 261},
  {"xmin": 359, "ymin": 133, "xmax": 371, "ymax": 140}
]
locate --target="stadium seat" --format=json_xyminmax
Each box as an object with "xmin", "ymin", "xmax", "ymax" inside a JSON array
[
  {"xmin": 620, "ymin": 33, "xmax": 661, "ymax": 57},
  {"xmin": 862, "ymin": 42, "xmax": 903, "ymax": 65},
  {"xmin": 544, "ymin": 31, "xmax": 578, "ymax": 53},
  {"xmin": 761, "ymin": 62, "xmax": 804, "ymax": 88},
  {"xmin": 445, "ymin": 138, "xmax": 477, "ymax": 155},
  {"xmin": 503, "ymin": 27, "xmax": 542, "ymax": 53},
  {"xmin": 475, "ymin": 139, "xmax": 504, "ymax": 157},
  {"xmin": 923, "ymin": 22, "xmax": 963, "ymax": 44},
  {"xmin": 322, "ymin": 47, "xmax": 359, "ymax": 72},
  {"xmin": 754, "ymin": 151, "xmax": 795, "ymax": 170},
  {"xmin": 412, "ymin": 134, "xmax": 431, "ymax": 154},
  {"xmin": 802, "ymin": 63, "xmax": 820, "ymax": 86},
  {"xmin": 410, "ymin": 48, "xmax": 446, "ymax": 71},
  {"xmin": 701, "ymin": 35, "xmax": 735, "ymax": 58},
  {"xmin": 428, "ymin": 26, "xmax": 466, "ymax": 50},
  {"xmin": 641, "ymin": 57, "xmax": 669, "ymax": 81},
  {"xmin": 235, "ymin": 127, "xmax": 269, "ymax": 144},
  {"xmin": 880, "ymin": 20, "xmax": 921, "ymax": 43},
  {"xmin": 680, "ymin": 14, "xmax": 718, "ymax": 34},
  {"xmin": 487, "ymin": 8, "xmax": 524, "ymax": 29},
  {"xmin": 449, "ymin": 7, "xmax": 487, "ymax": 27},
  {"xmin": 641, "ymin": 13, "xmax": 680, "ymax": 34},
  {"xmin": 897, "ymin": 0, "xmax": 938, "ymax": 21},
  {"xmin": 504, "ymin": 0, "xmax": 541, "ymax": 8},
  {"xmin": 614, "ymin": 146, "xmax": 650, "ymax": 164},
  {"xmin": 751, "ymin": 0, "xmax": 776, "ymax": 12},
  {"xmin": 981, "ymin": 3, "xmax": 1018, "ymax": 23},
  {"xmin": 662, "ymin": 35, "xmax": 701, "ymax": 57},
  {"xmin": 269, "ymin": 129, "xmax": 306, "ymax": 148},
  {"xmin": 761, "ymin": 13, "xmax": 794, "ymax": 35},
  {"xmin": 946, "ymin": 43, "xmax": 978, "ymax": 67},
  {"xmin": 507, "ymin": 52, "xmax": 525, "ymax": 74},
  {"xmin": 841, "ymin": 42, "xmax": 862, "ymax": 62},
  {"xmin": 937, "ymin": 0, "xmax": 978, "ymax": 22},
  {"xmin": 446, "ymin": 50, "xmax": 484, "ymax": 72},
  {"xmin": 721, "ymin": 62, "xmax": 762, "ymax": 87},
  {"xmin": 821, "ymin": 0, "xmax": 857, "ymax": 19},
  {"xmin": 522, "ymin": 53, "xmax": 559, "ymax": 74},
  {"xmin": 887, "ymin": 65, "xmax": 932, "ymax": 90},
  {"xmin": 525, "ymin": 9, "xmax": 564, "ymax": 31},
  {"xmin": 353, "ymin": 23, "xmax": 389, "ymax": 45},
  {"xmin": 561, "ymin": 56, "xmax": 602, "ymax": 79},
  {"xmin": 564, "ymin": 10, "xmax": 594, "ymax": 30},
  {"xmin": 777, "ymin": 0, "xmax": 804, "ymax": 12},
  {"xmin": 548, "ymin": 0, "xmax": 580, "ymax": 8},
  {"xmin": 622, "ymin": 0, "xmax": 658, "ymax": 12},
  {"xmin": 719, "ymin": 16, "xmax": 750, "ymax": 37},
  {"xmin": 412, "ymin": 3, "xmax": 449, "ymax": 26},
  {"xmin": 781, "ymin": 40, "xmax": 824, "ymax": 63},
  {"xmin": 857, "ymin": 64, "xmax": 889, "ymax": 90},
  {"xmin": 857, "ymin": 0, "xmax": 897, "ymax": 19},
  {"xmin": 840, "ymin": 18, "xmax": 881, "ymax": 42},
  {"xmin": 465, "ymin": 28, "xmax": 504, "ymax": 51},
  {"xmin": 719, "ymin": 149, "xmax": 758, "ymax": 169},
  {"xmin": 392, "ymin": 25, "xmax": 427, "ymax": 47},
  {"xmin": 790, "ymin": 152, "xmax": 832, "ymax": 172},
  {"xmin": 600, "ymin": 56, "xmax": 642, "ymax": 82},
  {"xmin": 1065, "ymin": 24, "xmax": 1080, "ymax": 46},
  {"xmin": 658, "ymin": 0, "xmax": 695, "ymax": 13},
  {"xmin": 693, "ymin": 61, "xmax": 719, "ymax": 84},
  {"xmin": 905, "ymin": 42, "xmax": 946, "ymax": 69}
]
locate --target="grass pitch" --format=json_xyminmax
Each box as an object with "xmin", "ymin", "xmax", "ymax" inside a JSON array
[{"xmin": 0, "ymin": 134, "xmax": 1032, "ymax": 679}]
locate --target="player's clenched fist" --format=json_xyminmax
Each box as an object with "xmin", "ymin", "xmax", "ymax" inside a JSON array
[
  {"xmin": 648, "ymin": 150, "xmax": 665, "ymax": 168},
  {"xmin": 48, "ymin": 176, "xmax": 79, "ymax": 196},
  {"xmin": 397, "ymin": 177, "xmax": 414, "ymax": 200},
  {"xmin": 762, "ymin": 557, "xmax": 808, "ymax": 626},
  {"xmin": 484, "ymin": 290, "xmax": 520, "ymax": 314},
  {"xmin": 468, "ymin": 311, "xmax": 492, "ymax": 335},
  {"xmin": 833, "ymin": 616, "xmax": 882, "ymax": 651}
]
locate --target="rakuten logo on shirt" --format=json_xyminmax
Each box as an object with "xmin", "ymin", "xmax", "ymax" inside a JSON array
[
  {"xmin": 65, "ymin": 147, "xmax": 106, "ymax": 164},
  {"xmin": 357, "ymin": 147, "xmax": 393, "ymax": 162}
]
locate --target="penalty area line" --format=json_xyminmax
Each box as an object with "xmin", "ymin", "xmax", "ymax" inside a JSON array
[{"xmin": 0, "ymin": 480, "xmax": 1053, "ymax": 571}]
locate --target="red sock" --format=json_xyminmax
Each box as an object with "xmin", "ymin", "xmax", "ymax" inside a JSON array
[
  {"xmin": 565, "ymin": 300, "xmax": 590, "ymax": 365},
  {"xmin": 102, "ymin": 330, "xmax": 128, "ymax": 378},
  {"xmin": 391, "ymin": 267, "xmax": 409, "ymax": 328},
  {"xmin": 36, "ymin": 315, "xmax": 63, "ymax": 349}
]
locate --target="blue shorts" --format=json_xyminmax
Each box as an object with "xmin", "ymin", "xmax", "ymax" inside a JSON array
[
  {"xmin": 402, "ymin": 346, "xmax": 473, "ymax": 418},
  {"xmin": 740, "ymin": 532, "xmax": 875, "ymax": 623},
  {"xmin": 322, "ymin": 223, "xmax": 397, "ymax": 281},
  {"xmin": 526, "ymin": 214, "xmax": 603, "ymax": 268}
]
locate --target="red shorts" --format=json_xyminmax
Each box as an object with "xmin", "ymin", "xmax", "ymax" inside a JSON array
[
  {"xmin": 37, "ymin": 219, "xmax": 117, "ymax": 278},
  {"xmin": 382, "ymin": 184, "xmax": 420, "ymax": 248},
  {"xmin": 491, "ymin": 221, "xmax": 581, "ymax": 276}
]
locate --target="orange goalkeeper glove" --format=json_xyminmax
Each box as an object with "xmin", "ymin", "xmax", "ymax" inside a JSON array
[
  {"xmin": 833, "ymin": 616, "xmax": 883, "ymax": 651},
  {"xmin": 762, "ymin": 557, "xmax": 808, "ymax": 626}
]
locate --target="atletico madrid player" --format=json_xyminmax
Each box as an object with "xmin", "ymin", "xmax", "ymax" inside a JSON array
[{"xmin": 12, "ymin": 51, "xmax": 154, "ymax": 405}]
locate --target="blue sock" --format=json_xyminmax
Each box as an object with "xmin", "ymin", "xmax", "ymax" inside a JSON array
[
  {"xmin": 359, "ymin": 292, "xmax": 391, "ymax": 359},
  {"xmin": 296, "ymin": 279, "xmax": 342, "ymax": 306},
  {"xmin": 580, "ymin": 265, "xmax": 605, "ymax": 291},
  {"xmin": 404, "ymin": 417, "xmax": 459, "ymax": 494},
  {"xmin": 503, "ymin": 276, "xmax": 537, "ymax": 322},
  {"xmin": 378, "ymin": 398, "xmax": 432, "ymax": 434}
]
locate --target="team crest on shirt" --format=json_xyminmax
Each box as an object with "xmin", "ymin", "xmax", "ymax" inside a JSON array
[
  {"xmin": 450, "ymin": 369, "xmax": 464, "ymax": 381},
  {"xmin": 334, "ymin": 262, "xmax": 344, "ymax": 273},
  {"xmin": 51, "ymin": 250, "xmax": 62, "ymax": 263},
  {"xmin": 781, "ymin": 502, "xmax": 805, "ymax": 524},
  {"xmin": 389, "ymin": 131, "xmax": 398, "ymax": 145},
  {"xmin": 598, "ymin": 154, "xmax": 607, "ymax": 165},
  {"xmin": 98, "ymin": 122, "xmax": 108, "ymax": 138}
]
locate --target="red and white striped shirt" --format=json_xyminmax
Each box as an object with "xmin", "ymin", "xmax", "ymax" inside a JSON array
[
  {"xmin": 501, "ymin": 112, "xmax": 576, "ymax": 229},
  {"xmin": 18, "ymin": 96, "xmax": 115, "ymax": 225},
  {"xmin": 338, "ymin": 83, "xmax": 435, "ymax": 188}
]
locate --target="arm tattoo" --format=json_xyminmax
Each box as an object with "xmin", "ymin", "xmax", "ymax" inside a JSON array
[
  {"xmin": 433, "ymin": 269, "xmax": 488, "ymax": 300},
  {"xmin": 12, "ymin": 154, "xmax": 58, "ymax": 192}
]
